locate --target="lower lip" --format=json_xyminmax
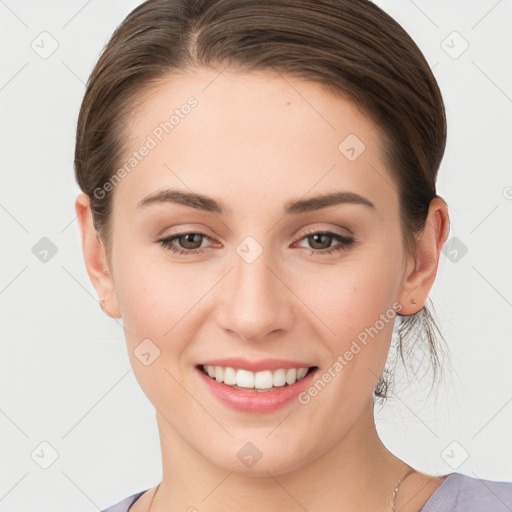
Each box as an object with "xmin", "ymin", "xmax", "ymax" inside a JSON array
[{"xmin": 196, "ymin": 367, "xmax": 318, "ymax": 413}]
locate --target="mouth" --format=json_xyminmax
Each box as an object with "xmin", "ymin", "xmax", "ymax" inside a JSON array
[{"xmin": 197, "ymin": 364, "xmax": 318, "ymax": 392}]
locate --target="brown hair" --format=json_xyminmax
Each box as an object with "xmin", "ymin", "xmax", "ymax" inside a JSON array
[{"xmin": 74, "ymin": 0, "xmax": 449, "ymax": 403}]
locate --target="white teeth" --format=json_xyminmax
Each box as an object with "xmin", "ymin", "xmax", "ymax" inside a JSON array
[
  {"xmin": 254, "ymin": 370, "xmax": 273, "ymax": 390},
  {"xmin": 223, "ymin": 366, "xmax": 237, "ymax": 386},
  {"xmin": 273, "ymin": 368, "xmax": 286, "ymax": 387},
  {"xmin": 201, "ymin": 365, "xmax": 311, "ymax": 389},
  {"xmin": 297, "ymin": 368, "xmax": 308, "ymax": 380},
  {"xmin": 236, "ymin": 369, "xmax": 254, "ymax": 388},
  {"xmin": 285, "ymin": 368, "xmax": 297, "ymax": 385}
]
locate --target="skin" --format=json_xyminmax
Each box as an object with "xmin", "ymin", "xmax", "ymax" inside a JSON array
[{"xmin": 76, "ymin": 66, "xmax": 450, "ymax": 511}]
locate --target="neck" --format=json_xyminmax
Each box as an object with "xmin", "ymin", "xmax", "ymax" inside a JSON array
[{"xmin": 151, "ymin": 397, "xmax": 409, "ymax": 512}]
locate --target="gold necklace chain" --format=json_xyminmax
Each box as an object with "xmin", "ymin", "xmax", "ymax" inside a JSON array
[
  {"xmin": 148, "ymin": 466, "xmax": 415, "ymax": 511},
  {"xmin": 391, "ymin": 466, "xmax": 415, "ymax": 511}
]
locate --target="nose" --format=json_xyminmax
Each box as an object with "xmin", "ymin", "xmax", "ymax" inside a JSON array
[{"xmin": 216, "ymin": 247, "xmax": 294, "ymax": 342}]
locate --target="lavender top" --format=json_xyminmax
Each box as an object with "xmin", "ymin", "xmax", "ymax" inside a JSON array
[{"xmin": 99, "ymin": 472, "xmax": 512, "ymax": 512}]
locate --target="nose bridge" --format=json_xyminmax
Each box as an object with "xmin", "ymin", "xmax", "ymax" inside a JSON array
[{"xmin": 217, "ymin": 238, "xmax": 292, "ymax": 340}]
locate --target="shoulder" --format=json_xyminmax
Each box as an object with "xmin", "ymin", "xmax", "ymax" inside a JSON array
[
  {"xmin": 99, "ymin": 490, "xmax": 148, "ymax": 512},
  {"xmin": 420, "ymin": 472, "xmax": 512, "ymax": 512}
]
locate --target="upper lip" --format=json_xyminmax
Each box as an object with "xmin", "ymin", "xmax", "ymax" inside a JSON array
[{"xmin": 197, "ymin": 358, "xmax": 316, "ymax": 372}]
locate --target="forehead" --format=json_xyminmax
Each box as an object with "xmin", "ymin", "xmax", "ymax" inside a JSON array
[
  {"xmin": 116, "ymin": 66, "xmax": 396, "ymax": 215},
  {"xmin": 126, "ymin": 66, "xmax": 378, "ymax": 146}
]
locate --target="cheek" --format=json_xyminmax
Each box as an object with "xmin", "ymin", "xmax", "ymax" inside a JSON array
[
  {"xmin": 290, "ymin": 240, "xmax": 404, "ymax": 406},
  {"xmin": 297, "ymin": 249, "xmax": 402, "ymax": 344},
  {"xmin": 112, "ymin": 246, "xmax": 223, "ymax": 376},
  {"xmin": 112, "ymin": 245, "xmax": 195, "ymax": 347},
  {"xmin": 288, "ymin": 251, "xmax": 401, "ymax": 437},
  {"xmin": 112, "ymin": 252, "xmax": 203, "ymax": 412}
]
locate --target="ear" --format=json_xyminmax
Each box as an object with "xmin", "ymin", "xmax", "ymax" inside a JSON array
[
  {"xmin": 397, "ymin": 197, "xmax": 450, "ymax": 315},
  {"xmin": 75, "ymin": 193, "xmax": 121, "ymax": 318}
]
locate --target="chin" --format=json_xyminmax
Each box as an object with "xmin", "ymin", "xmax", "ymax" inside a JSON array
[{"xmin": 203, "ymin": 436, "xmax": 315, "ymax": 477}]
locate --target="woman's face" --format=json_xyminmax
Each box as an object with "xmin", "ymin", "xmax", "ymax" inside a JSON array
[{"xmin": 101, "ymin": 67, "xmax": 414, "ymax": 475}]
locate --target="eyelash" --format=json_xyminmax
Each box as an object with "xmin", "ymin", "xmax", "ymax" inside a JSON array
[{"xmin": 157, "ymin": 230, "xmax": 355, "ymax": 257}]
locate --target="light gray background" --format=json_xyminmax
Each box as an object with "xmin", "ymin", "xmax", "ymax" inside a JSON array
[{"xmin": 0, "ymin": 1, "xmax": 511, "ymax": 511}]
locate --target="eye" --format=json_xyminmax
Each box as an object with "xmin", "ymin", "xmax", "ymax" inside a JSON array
[
  {"xmin": 294, "ymin": 230, "xmax": 355, "ymax": 255},
  {"xmin": 157, "ymin": 229, "xmax": 355, "ymax": 257},
  {"xmin": 158, "ymin": 232, "xmax": 215, "ymax": 255}
]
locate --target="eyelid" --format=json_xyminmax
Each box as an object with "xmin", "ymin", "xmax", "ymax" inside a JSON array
[
  {"xmin": 155, "ymin": 224, "xmax": 217, "ymax": 241},
  {"xmin": 293, "ymin": 225, "xmax": 353, "ymax": 241}
]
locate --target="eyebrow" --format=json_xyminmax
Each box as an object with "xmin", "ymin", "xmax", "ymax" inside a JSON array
[
  {"xmin": 138, "ymin": 189, "xmax": 229, "ymax": 214},
  {"xmin": 284, "ymin": 191, "xmax": 375, "ymax": 214},
  {"xmin": 137, "ymin": 189, "xmax": 375, "ymax": 214}
]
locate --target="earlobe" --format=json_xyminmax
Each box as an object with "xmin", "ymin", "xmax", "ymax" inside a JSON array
[
  {"xmin": 397, "ymin": 197, "xmax": 450, "ymax": 315},
  {"xmin": 75, "ymin": 193, "xmax": 121, "ymax": 318}
]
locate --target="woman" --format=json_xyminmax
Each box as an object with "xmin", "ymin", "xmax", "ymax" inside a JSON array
[{"xmin": 74, "ymin": 0, "xmax": 512, "ymax": 510}]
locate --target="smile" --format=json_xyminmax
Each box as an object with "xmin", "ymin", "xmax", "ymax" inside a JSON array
[
  {"xmin": 196, "ymin": 360, "xmax": 319, "ymax": 413},
  {"xmin": 200, "ymin": 364, "xmax": 313, "ymax": 391}
]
